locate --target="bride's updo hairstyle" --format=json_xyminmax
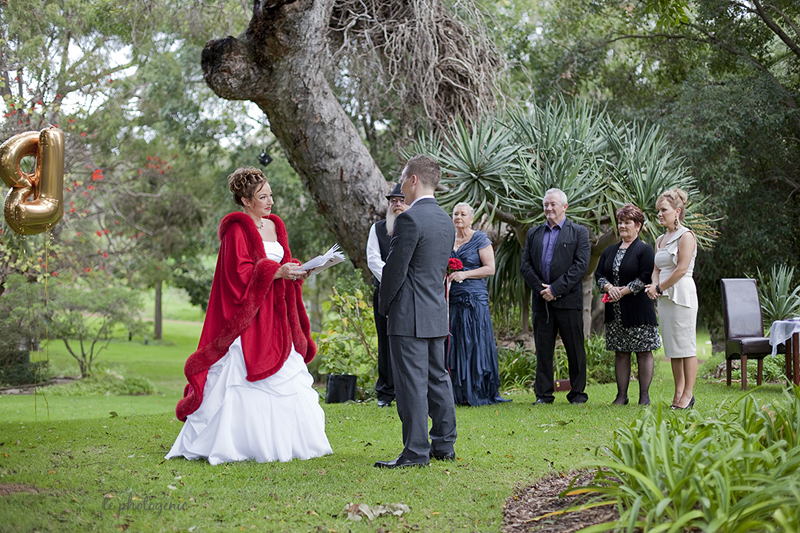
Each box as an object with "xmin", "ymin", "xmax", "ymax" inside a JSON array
[
  {"xmin": 656, "ymin": 188, "xmax": 688, "ymax": 222},
  {"xmin": 228, "ymin": 167, "xmax": 267, "ymax": 206}
]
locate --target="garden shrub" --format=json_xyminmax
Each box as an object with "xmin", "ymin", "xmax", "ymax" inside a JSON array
[
  {"xmin": 576, "ymin": 386, "xmax": 800, "ymax": 532},
  {"xmin": 46, "ymin": 367, "xmax": 155, "ymax": 396},
  {"xmin": 498, "ymin": 346, "xmax": 536, "ymax": 390},
  {"xmin": 316, "ymin": 271, "xmax": 377, "ymax": 395},
  {"xmin": 754, "ymin": 264, "xmax": 800, "ymax": 331},
  {"xmin": 0, "ymin": 349, "xmax": 50, "ymax": 386},
  {"xmin": 172, "ymin": 261, "xmax": 214, "ymax": 312},
  {"xmin": 584, "ymin": 334, "xmax": 616, "ymax": 385},
  {"xmin": 701, "ymin": 352, "xmax": 788, "ymax": 384},
  {"xmin": 497, "ymin": 335, "xmax": 617, "ymax": 391},
  {"xmin": 699, "ymin": 352, "xmax": 725, "ymax": 379}
]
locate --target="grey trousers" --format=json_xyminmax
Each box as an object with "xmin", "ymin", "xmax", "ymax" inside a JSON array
[{"xmin": 388, "ymin": 334, "xmax": 457, "ymax": 462}]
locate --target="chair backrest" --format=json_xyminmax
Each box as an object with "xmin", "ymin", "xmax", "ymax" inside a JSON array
[{"xmin": 720, "ymin": 278, "xmax": 765, "ymax": 339}]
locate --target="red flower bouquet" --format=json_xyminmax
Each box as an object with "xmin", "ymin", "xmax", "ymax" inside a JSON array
[
  {"xmin": 447, "ymin": 257, "xmax": 464, "ymax": 286},
  {"xmin": 602, "ymin": 293, "xmax": 611, "ymax": 303},
  {"xmin": 447, "ymin": 258, "xmax": 463, "ymax": 274}
]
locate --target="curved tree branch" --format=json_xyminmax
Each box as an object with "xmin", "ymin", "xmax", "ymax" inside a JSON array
[
  {"xmin": 753, "ymin": 0, "xmax": 800, "ymax": 60},
  {"xmin": 202, "ymin": 0, "xmax": 387, "ymax": 271}
]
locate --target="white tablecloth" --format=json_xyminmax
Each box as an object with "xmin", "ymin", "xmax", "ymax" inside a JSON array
[{"xmin": 769, "ymin": 318, "xmax": 800, "ymax": 355}]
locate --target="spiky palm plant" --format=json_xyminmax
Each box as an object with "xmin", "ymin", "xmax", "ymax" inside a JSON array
[
  {"xmin": 607, "ymin": 121, "xmax": 714, "ymax": 246},
  {"xmin": 435, "ymin": 115, "xmax": 520, "ymax": 220},
  {"xmin": 754, "ymin": 265, "xmax": 800, "ymax": 332},
  {"xmin": 411, "ymin": 98, "xmax": 713, "ymax": 332}
]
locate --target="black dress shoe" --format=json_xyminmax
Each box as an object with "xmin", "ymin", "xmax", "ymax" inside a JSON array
[
  {"xmin": 431, "ymin": 452, "xmax": 455, "ymax": 461},
  {"xmin": 534, "ymin": 398, "xmax": 553, "ymax": 405},
  {"xmin": 374, "ymin": 457, "xmax": 428, "ymax": 468},
  {"xmin": 569, "ymin": 398, "xmax": 588, "ymax": 404},
  {"xmin": 377, "ymin": 399, "xmax": 392, "ymax": 408}
]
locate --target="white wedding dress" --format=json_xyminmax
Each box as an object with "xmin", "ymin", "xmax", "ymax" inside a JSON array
[{"xmin": 166, "ymin": 241, "xmax": 332, "ymax": 465}]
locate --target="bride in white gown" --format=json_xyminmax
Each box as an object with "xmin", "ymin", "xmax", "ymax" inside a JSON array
[{"xmin": 166, "ymin": 168, "xmax": 331, "ymax": 464}]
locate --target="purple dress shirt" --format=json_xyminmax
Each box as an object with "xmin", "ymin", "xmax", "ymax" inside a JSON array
[{"xmin": 541, "ymin": 218, "xmax": 566, "ymax": 287}]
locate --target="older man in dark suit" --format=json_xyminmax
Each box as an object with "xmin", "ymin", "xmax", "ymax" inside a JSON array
[
  {"xmin": 521, "ymin": 188, "xmax": 591, "ymax": 405},
  {"xmin": 376, "ymin": 154, "xmax": 457, "ymax": 468}
]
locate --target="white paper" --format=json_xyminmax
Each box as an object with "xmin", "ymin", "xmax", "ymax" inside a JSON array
[{"xmin": 300, "ymin": 243, "xmax": 346, "ymax": 275}]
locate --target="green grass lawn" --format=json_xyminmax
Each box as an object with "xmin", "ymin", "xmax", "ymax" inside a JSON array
[
  {"xmin": 0, "ymin": 321, "xmax": 203, "ymax": 425},
  {"xmin": 1, "ymin": 320, "xmax": 792, "ymax": 532},
  {"xmin": 141, "ymin": 286, "xmax": 207, "ymax": 323}
]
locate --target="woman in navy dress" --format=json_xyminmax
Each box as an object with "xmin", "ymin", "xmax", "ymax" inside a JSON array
[{"xmin": 447, "ymin": 203, "xmax": 510, "ymax": 406}]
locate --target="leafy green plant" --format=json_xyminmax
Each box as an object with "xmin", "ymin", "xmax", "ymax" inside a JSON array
[
  {"xmin": 754, "ymin": 265, "xmax": 800, "ymax": 332},
  {"xmin": 573, "ymin": 386, "xmax": 800, "ymax": 532},
  {"xmin": 701, "ymin": 351, "xmax": 787, "ymax": 384},
  {"xmin": 498, "ymin": 346, "xmax": 536, "ymax": 390},
  {"xmin": 699, "ymin": 352, "xmax": 726, "ymax": 381},
  {"xmin": 316, "ymin": 273, "xmax": 377, "ymax": 391},
  {"xmin": 584, "ymin": 334, "xmax": 616, "ymax": 385},
  {"xmin": 498, "ymin": 335, "xmax": 616, "ymax": 391},
  {"xmin": 171, "ymin": 259, "xmax": 214, "ymax": 312},
  {"xmin": 553, "ymin": 343, "xmax": 570, "ymax": 381},
  {"xmin": 412, "ymin": 98, "xmax": 711, "ymax": 329},
  {"xmin": 0, "ymin": 355, "xmax": 50, "ymax": 386}
]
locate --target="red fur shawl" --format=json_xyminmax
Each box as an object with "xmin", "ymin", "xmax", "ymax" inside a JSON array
[{"xmin": 175, "ymin": 212, "xmax": 315, "ymax": 422}]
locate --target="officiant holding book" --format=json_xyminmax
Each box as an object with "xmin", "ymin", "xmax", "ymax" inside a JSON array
[
  {"xmin": 167, "ymin": 167, "xmax": 332, "ymax": 465},
  {"xmin": 366, "ymin": 182, "xmax": 407, "ymax": 408}
]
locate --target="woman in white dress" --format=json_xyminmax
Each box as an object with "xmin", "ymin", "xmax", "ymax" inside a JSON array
[
  {"xmin": 645, "ymin": 188, "xmax": 698, "ymax": 410},
  {"xmin": 167, "ymin": 167, "xmax": 332, "ymax": 464}
]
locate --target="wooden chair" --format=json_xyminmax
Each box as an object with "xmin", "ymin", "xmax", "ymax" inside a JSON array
[{"xmin": 720, "ymin": 278, "xmax": 779, "ymax": 390}]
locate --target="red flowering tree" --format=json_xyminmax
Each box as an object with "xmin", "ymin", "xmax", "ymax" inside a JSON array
[{"xmin": 0, "ymin": 2, "xmax": 253, "ymax": 339}]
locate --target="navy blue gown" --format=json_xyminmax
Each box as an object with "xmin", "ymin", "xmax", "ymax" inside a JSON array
[{"xmin": 448, "ymin": 231, "xmax": 510, "ymax": 406}]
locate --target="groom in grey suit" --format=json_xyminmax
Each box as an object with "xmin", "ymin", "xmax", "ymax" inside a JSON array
[{"xmin": 376, "ymin": 154, "xmax": 457, "ymax": 468}]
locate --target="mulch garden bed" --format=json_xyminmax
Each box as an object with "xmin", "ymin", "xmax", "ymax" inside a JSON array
[{"xmin": 503, "ymin": 470, "xmax": 620, "ymax": 533}]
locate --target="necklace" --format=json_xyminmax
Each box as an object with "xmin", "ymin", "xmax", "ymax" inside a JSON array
[
  {"xmin": 248, "ymin": 212, "xmax": 263, "ymax": 229},
  {"xmin": 454, "ymin": 231, "xmax": 472, "ymax": 250}
]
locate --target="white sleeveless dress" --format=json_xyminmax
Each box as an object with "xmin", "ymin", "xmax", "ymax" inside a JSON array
[
  {"xmin": 166, "ymin": 241, "xmax": 332, "ymax": 465},
  {"xmin": 654, "ymin": 227, "xmax": 698, "ymax": 359}
]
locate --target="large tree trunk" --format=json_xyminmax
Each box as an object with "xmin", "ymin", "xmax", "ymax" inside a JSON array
[{"xmin": 201, "ymin": 0, "xmax": 387, "ymax": 271}]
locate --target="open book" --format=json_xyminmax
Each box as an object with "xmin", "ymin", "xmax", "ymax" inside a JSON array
[{"xmin": 299, "ymin": 243, "xmax": 346, "ymax": 275}]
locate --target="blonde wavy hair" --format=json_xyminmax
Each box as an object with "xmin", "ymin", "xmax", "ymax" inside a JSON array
[{"xmin": 657, "ymin": 188, "xmax": 688, "ymax": 222}]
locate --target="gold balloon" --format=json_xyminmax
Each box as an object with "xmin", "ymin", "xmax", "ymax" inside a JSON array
[{"xmin": 0, "ymin": 127, "xmax": 64, "ymax": 235}]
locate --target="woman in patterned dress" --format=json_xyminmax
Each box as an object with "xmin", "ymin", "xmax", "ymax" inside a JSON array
[{"xmin": 595, "ymin": 204, "xmax": 660, "ymax": 405}]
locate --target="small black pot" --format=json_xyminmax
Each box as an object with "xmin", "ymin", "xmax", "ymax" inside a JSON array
[{"xmin": 325, "ymin": 374, "xmax": 357, "ymax": 403}]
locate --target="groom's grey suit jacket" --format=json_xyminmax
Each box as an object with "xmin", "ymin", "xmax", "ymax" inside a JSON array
[{"xmin": 378, "ymin": 198, "xmax": 454, "ymax": 337}]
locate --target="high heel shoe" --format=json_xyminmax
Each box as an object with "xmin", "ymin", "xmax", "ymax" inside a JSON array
[
  {"xmin": 611, "ymin": 397, "xmax": 629, "ymax": 405},
  {"xmin": 671, "ymin": 396, "xmax": 695, "ymax": 410}
]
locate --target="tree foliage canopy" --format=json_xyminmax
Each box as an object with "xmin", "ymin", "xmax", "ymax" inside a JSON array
[{"xmin": 481, "ymin": 0, "xmax": 800, "ymax": 328}]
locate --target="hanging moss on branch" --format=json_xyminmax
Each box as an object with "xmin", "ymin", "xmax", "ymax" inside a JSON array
[{"xmin": 329, "ymin": 0, "xmax": 504, "ymax": 146}]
